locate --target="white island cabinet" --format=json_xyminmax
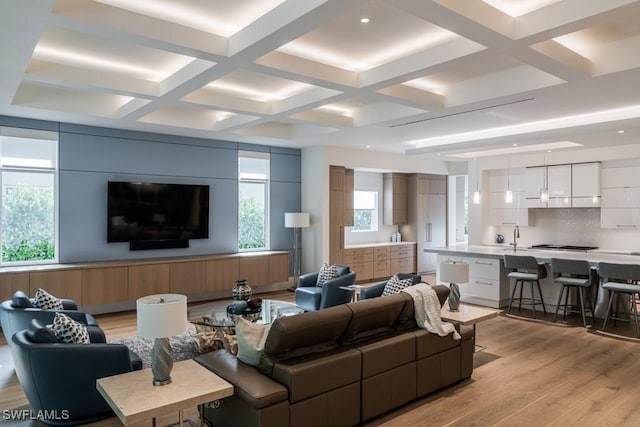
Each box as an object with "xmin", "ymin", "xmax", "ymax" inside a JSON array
[{"xmin": 436, "ymin": 254, "xmax": 509, "ymax": 308}]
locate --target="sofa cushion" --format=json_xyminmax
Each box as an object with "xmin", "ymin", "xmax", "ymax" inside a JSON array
[
  {"xmin": 26, "ymin": 319, "xmax": 57, "ymax": 343},
  {"xmin": 316, "ymin": 263, "xmax": 339, "ymax": 286},
  {"xmin": 195, "ymin": 350, "xmax": 288, "ymax": 409},
  {"xmin": 272, "ymin": 348, "xmax": 361, "ymax": 403},
  {"xmin": 340, "ymin": 294, "xmax": 405, "ymax": 345},
  {"xmin": 52, "ymin": 312, "xmax": 90, "ymax": 344},
  {"xmin": 260, "ymin": 304, "xmax": 352, "ymax": 374},
  {"xmin": 357, "ymin": 332, "xmax": 416, "ymax": 378},
  {"xmin": 33, "ymin": 288, "xmax": 64, "ymax": 310},
  {"xmin": 11, "ymin": 291, "xmax": 33, "ymax": 309},
  {"xmin": 381, "ymin": 275, "xmax": 413, "ymax": 296},
  {"xmin": 236, "ymin": 317, "xmax": 271, "ymax": 367}
]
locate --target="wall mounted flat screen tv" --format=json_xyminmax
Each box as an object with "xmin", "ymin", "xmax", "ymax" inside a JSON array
[{"xmin": 107, "ymin": 181, "xmax": 210, "ymax": 243}]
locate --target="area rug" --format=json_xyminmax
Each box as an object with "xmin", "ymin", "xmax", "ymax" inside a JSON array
[{"xmin": 109, "ymin": 328, "xmax": 199, "ymax": 369}]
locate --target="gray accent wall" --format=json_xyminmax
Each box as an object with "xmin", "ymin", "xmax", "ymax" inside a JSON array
[{"xmin": 0, "ymin": 116, "xmax": 301, "ymax": 264}]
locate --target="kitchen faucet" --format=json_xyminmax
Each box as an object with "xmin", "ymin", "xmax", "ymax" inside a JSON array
[{"xmin": 510, "ymin": 225, "xmax": 520, "ymax": 252}]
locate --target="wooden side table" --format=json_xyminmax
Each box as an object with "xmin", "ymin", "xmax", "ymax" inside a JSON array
[
  {"xmin": 441, "ymin": 303, "xmax": 501, "ymax": 352},
  {"xmin": 97, "ymin": 359, "xmax": 233, "ymax": 426}
]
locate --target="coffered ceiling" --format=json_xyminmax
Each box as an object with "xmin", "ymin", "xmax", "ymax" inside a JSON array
[{"xmin": 1, "ymin": 0, "xmax": 640, "ymax": 160}]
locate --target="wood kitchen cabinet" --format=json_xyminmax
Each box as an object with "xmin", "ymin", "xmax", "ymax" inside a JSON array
[
  {"xmin": 402, "ymin": 174, "xmax": 447, "ymax": 274},
  {"xmin": 383, "ymin": 173, "xmax": 408, "ymax": 225},
  {"xmin": 329, "ymin": 165, "xmax": 354, "ymax": 264}
]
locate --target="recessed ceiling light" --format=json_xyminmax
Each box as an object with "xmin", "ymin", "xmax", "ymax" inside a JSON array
[
  {"xmin": 618, "ymin": 130, "xmax": 625, "ymax": 134},
  {"xmin": 360, "ymin": 17, "xmax": 371, "ymax": 24},
  {"xmin": 547, "ymin": 149, "xmax": 552, "ymax": 152},
  {"xmin": 365, "ymin": 145, "xmax": 371, "ymax": 149},
  {"xmin": 512, "ymin": 143, "xmax": 518, "ymax": 147},
  {"xmin": 437, "ymin": 153, "xmax": 441, "ymax": 156}
]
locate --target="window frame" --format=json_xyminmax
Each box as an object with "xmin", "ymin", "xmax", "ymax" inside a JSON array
[
  {"xmin": 238, "ymin": 151, "xmax": 270, "ymax": 252},
  {"xmin": 352, "ymin": 189, "xmax": 379, "ymax": 233},
  {"xmin": 0, "ymin": 126, "xmax": 59, "ymax": 266}
]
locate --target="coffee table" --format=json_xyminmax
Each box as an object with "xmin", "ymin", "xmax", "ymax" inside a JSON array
[
  {"xmin": 190, "ymin": 299, "xmax": 304, "ymax": 327},
  {"xmin": 96, "ymin": 359, "xmax": 233, "ymax": 426},
  {"xmin": 441, "ymin": 303, "xmax": 501, "ymax": 352},
  {"xmin": 189, "ymin": 299, "xmax": 304, "ymax": 355}
]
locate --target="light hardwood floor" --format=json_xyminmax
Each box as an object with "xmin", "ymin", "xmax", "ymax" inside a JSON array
[{"xmin": 2, "ymin": 286, "xmax": 640, "ymax": 426}]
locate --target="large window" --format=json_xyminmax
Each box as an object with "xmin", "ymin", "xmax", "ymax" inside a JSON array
[
  {"xmin": 0, "ymin": 127, "xmax": 58, "ymax": 264},
  {"xmin": 353, "ymin": 190, "xmax": 378, "ymax": 232},
  {"xmin": 238, "ymin": 151, "xmax": 269, "ymax": 250}
]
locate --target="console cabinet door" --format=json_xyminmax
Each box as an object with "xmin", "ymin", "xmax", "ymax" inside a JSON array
[
  {"xmin": 30, "ymin": 270, "xmax": 82, "ymax": 303},
  {"xmin": 170, "ymin": 261, "xmax": 206, "ymax": 294},
  {"xmin": 128, "ymin": 264, "xmax": 170, "ymax": 300},
  {"xmin": 239, "ymin": 255, "xmax": 271, "ymax": 286},
  {"xmin": 81, "ymin": 267, "xmax": 128, "ymax": 306},
  {"xmin": 206, "ymin": 258, "xmax": 240, "ymax": 291}
]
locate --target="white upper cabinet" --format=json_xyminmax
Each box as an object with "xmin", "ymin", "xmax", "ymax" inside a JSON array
[
  {"xmin": 547, "ymin": 165, "xmax": 572, "ymax": 208},
  {"xmin": 488, "ymin": 170, "xmax": 530, "ymax": 226},
  {"xmin": 572, "ymin": 163, "xmax": 600, "ymax": 207},
  {"xmin": 525, "ymin": 167, "xmax": 546, "ymax": 208}
]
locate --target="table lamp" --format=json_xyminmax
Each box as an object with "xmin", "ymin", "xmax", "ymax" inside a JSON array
[
  {"xmin": 137, "ymin": 294, "xmax": 188, "ymax": 385},
  {"xmin": 285, "ymin": 212, "xmax": 310, "ymax": 288},
  {"xmin": 440, "ymin": 261, "xmax": 469, "ymax": 312}
]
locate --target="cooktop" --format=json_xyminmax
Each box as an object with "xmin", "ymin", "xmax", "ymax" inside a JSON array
[{"xmin": 529, "ymin": 244, "xmax": 598, "ymax": 252}]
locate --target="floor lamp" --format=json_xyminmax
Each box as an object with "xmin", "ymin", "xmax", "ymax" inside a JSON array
[{"xmin": 285, "ymin": 212, "xmax": 310, "ymax": 290}]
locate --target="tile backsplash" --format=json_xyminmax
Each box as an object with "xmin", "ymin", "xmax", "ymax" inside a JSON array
[{"xmin": 490, "ymin": 208, "xmax": 640, "ymax": 251}]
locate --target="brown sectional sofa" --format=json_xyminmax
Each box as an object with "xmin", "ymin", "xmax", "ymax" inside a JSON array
[{"xmin": 195, "ymin": 285, "xmax": 474, "ymax": 427}]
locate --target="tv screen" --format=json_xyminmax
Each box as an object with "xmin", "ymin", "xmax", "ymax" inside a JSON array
[{"xmin": 107, "ymin": 181, "xmax": 210, "ymax": 243}]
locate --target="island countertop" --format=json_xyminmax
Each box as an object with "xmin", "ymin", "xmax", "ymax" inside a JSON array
[{"xmin": 424, "ymin": 244, "xmax": 640, "ymax": 265}]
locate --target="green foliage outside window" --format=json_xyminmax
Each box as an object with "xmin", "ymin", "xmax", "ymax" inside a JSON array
[
  {"xmin": 353, "ymin": 209, "xmax": 374, "ymax": 231},
  {"xmin": 2, "ymin": 185, "xmax": 55, "ymax": 262},
  {"xmin": 239, "ymin": 197, "xmax": 266, "ymax": 249}
]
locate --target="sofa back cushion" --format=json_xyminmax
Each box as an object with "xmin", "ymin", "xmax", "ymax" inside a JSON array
[
  {"xmin": 340, "ymin": 293, "xmax": 405, "ymax": 345},
  {"xmin": 260, "ymin": 304, "xmax": 352, "ymax": 375}
]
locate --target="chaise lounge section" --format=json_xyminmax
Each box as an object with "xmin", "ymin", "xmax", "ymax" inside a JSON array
[{"xmin": 195, "ymin": 285, "xmax": 474, "ymax": 427}]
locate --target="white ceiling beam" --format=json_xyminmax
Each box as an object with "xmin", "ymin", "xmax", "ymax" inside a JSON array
[{"xmin": 288, "ymin": 110, "xmax": 353, "ymax": 128}]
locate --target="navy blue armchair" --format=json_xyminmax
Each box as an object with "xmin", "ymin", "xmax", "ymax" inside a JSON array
[
  {"xmin": 11, "ymin": 320, "xmax": 142, "ymax": 426},
  {"xmin": 294, "ymin": 265, "xmax": 356, "ymax": 311},
  {"xmin": 359, "ymin": 273, "xmax": 423, "ymax": 300},
  {"xmin": 0, "ymin": 291, "xmax": 100, "ymax": 351}
]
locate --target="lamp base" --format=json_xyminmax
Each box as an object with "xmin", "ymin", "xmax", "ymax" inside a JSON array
[
  {"xmin": 151, "ymin": 337, "xmax": 173, "ymax": 386},
  {"xmin": 447, "ymin": 282, "xmax": 460, "ymax": 312}
]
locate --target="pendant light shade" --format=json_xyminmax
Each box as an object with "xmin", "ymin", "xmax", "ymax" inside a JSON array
[{"xmin": 473, "ymin": 158, "xmax": 481, "ymax": 205}]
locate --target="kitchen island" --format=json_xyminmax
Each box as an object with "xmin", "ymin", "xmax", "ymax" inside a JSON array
[{"xmin": 425, "ymin": 244, "xmax": 640, "ymax": 314}]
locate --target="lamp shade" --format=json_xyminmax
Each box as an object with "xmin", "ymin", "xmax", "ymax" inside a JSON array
[
  {"xmin": 440, "ymin": 261, "xmax": 469, "ymax": 284},
  {"xmin": 284, "ymin": 212, "xmax": 310, "ymax": 228},
  {"xmin": 137, "ymin": 294, "xmax": 188, "ymax": 339}
]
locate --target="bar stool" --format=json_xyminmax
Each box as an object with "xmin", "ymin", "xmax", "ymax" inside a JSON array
[
  {"xmin": 504, "ymin": 254, "xmax": 547, "ymax": 319},
  {"xmin": 551, "ymin": 258, "xmax": 596, "ymax": 327},
  {"xmin": 599, "ymin": 262, "xmax": 640, "ymax": 338}
]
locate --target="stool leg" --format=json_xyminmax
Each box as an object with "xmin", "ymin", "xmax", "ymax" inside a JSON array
[
  {"xmin": 530, "ymin": 280, "xmax": 536, "ymax": 319},
  {"xmin": 508, "ymin": 279, "xmax": 519, "ymax": 314},
  {"xmin": 518, "ymin": 280, "xmax": 524, "ymax": 311},
  {"xmin": 554, "ymin": 285, "xmax": 565, "ymax": 322},
  {"xmin": 577, "ymin": 287, "xmax": 587, "ymax": 328},
  {"xmin": 587, "ymin": 289, "xmax": 596, "ymax": 325},
  {"xmin": 536, "ymin": 280, "xmax": 547, "ymax": 315},
  {"xmin": 602, "ymin": 290, "xmax": 615, "ymax": 332},
  {"xmin": 562, "ymin": 286, "xmax": 570, "ymax": 320},
  {"xmin": 633, "ymin": 292, "xmax": 640, "ymax": 338}
]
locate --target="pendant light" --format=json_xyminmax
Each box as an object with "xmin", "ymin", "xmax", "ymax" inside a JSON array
[
  {"xmin": 505, "ymin": 156, "xmax": 513, "ymax": 204},
  {"xmin": 472, "ymin": 158, "xmax": 481, "ymax": 205},
  {"xmin": 540, "ymin": 151, "xmax": 549, "ymax": 203}
]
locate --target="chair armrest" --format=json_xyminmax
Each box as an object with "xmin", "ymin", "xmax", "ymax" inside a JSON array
[
  {"xmin": 61, "ymin": 299, "xmax": 78, "ymax": 310},
  {"xmin": 298, "ymin": 272, "xmax": 319, "ymax": 288},
  {"xmin": 87, "ymin": 326, "xmax": 107, "ymax": 343},
  {"xmin": 319, "ymin": 272, "xmax": 357, "ymax": 309},
  {"xmin": 359, "ymin": 281, "xmax": 387, "ymax": 299}
]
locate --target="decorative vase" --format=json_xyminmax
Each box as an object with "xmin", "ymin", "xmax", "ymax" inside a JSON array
[
  {"xmin": 232, "ymin": 279, "xmax": 252, "ymax": 301},
  {"xmin": 447, "ymin": 283, "xmax": 461, "ymax": 312}
]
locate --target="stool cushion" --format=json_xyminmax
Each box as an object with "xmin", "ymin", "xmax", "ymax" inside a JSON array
[
  {"xmin": 508, "ymin": 272, "xmax": 538, "ymax": 280},
  {"xmin": 602, "ymin": 281, "xmax": 640, "ymax": 293},
  {"xmin": 554, "ymin": 277, "xmax": 590, "ymax": 287}
]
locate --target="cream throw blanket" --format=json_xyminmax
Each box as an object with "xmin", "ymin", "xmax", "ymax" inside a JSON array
[{"xmin": 401, "ymin": 283, "xmax": 461, "ymax": 340}]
